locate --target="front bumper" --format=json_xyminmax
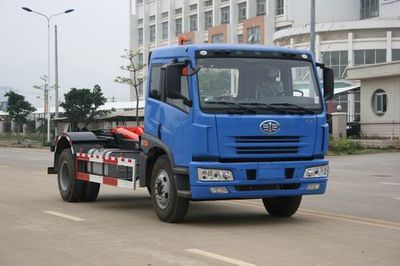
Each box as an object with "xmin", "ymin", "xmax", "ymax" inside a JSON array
[{"xmin": 189, "ymin": 159, "xmax": 328, "ymax": 200}]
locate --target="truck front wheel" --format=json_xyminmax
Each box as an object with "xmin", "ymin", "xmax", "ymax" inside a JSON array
[
  {"xmin": 150, "ymin": 155, "xmax": 189, "ymax": 223},
  {"xmin": 57, "ymin": 149, "xmax": 85, "ymax": 202},
  {"xmin": 262, "ymin": 196, "xmax": 302, "ymax": 217}
]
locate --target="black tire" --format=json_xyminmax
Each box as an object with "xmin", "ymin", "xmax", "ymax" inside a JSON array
[
  {"xmin": 150, "ymin": 155, "xmax": 189, "ymax": 223},
  {"xmin": 262, "ymin": 196, "xmax": 302, "ymax": 217},
  {"xmin": 57, "ymin": 149, "xmax": 85, "ymax": 202},
  {"xmin": 81, "ymin": 182, "xmax": 100, "ymax": 202}
]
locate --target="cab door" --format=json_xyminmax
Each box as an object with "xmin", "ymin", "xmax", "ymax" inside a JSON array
[
  {"xmin": 144, "ymin": 60, "xmax": 164, "ymax": 138},
  {"xmin": 158, "ymin": 62, "xmax": 193, "ymax": 167}
]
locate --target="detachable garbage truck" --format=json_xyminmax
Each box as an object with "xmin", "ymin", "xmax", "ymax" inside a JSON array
[{"xmin": 48, "ymin": 44, "xmax": 334, "ymax": 222}]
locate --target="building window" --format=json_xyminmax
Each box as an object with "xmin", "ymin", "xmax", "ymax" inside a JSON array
[
  {"xmin": 137, "ymin": 18, "xmax": 143, "ymax": 25},
  {"xmin": 204, "ymin": 11, "xmax": 213, "ymax": 30},
  {"xmin": 372, "ymin": 89, "xmax": 387, "ymax": 116},
  {"xmin": 212, "ymin": 34, "xmax": 223, "ymax": 43},
  {"xmin": 256, "ymin": 0, "xmax": 266, "ymax": 16},
  {"xmin": 175, "ymin": 18, "xmax": 182, "ymax": 36},
  {"xmin": 138, "ymin": 78, "xmax": 144, "ymax": 98},
  {"xmin": 162, "ymin": 12, "xmax": 168, "ymax": 19},
  {"xmin": 204, "ymin": 0, "xmax": 213, "ymax": 7},
  {"xmin": 162, "ymin": 21, "xmax": 169, "ymax": 40},
  {"xmin": 138, "ymin": 28, "xmax": 143, "ymax": 44},
  {"xmin": 149, "ymin": 25, "xmax": 156, "ymax": 42},
  {"xmin": 190, "ymin": 14, "xmax": 198, "ymax": 31},
  {"xmin": 149, "ymin": 15, "xmax": 155, "ymax": 22},
  {"xmin": 237, "ymin": 34, "xmax": 243, "ymax": 44},
  {"xmin": 247, "ymin": 26, "xmax": 260, "ymax": 44},
  {"xmin": 275, "ymin": 25, "xmax": 292, "ymax": 31},
  {"xmin": 138, "ymin": 53, "xmax": 143, "ymax": 65},
  {"xmin": 392, "ymin": 49, "xmax": 400, "ymax": 61},
  {"xmin": 360, "ymin": 0, "xmax": 379, "ymax": 19},
  {"xmin": 276, "ymin": 0, "xmax": 284, "ymax": 15},
  {"xmin": 190, "ymin": 4, "xmax": 198, "ymax": 11},
  {"xmin": 238, "ymin": 2, "xmax": 247, "ymax": 23},
  {"xmin": 221, "ymin": 6, "xmax": 230, "ymax": 24},
  {"xmin": 137, "ymin": 0, "xmax": 143, "ymax": 4},
  {"xmin": 175, "ymin": 8, "xmax": 182, "ymax": 15},
  {"xmin": 322, "ymin": 51, "xmax": 348, "ymax": 79},
  {"xmin": 354, "ymin": 49, "xmax": 386, "ymax": 65}
]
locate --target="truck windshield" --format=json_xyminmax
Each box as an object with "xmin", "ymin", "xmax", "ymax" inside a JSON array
[{"xmin": 196, "ymin": 57, "xmax": 322, "ymax": 114}]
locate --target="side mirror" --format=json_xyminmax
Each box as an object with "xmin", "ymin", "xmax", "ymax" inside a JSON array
[{"xmin": 323, "ymin": 67, "xmax": 334, "ymax": 101}]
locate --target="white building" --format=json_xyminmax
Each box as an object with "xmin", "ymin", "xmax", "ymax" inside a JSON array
[
  {"xmin": 273, "ymin": 0, "xmax": 400, "ymax": 122},
  {"xmin": 130, "ymin": 0, "xmax": 400, "ymax": 97},
  {"xmin": 130, "ymin": 0, "xmax": 400, "ymax": 125},
  {"xmin": 130, "ymin": 0, "xmax": 276, "ymax": 100},
  {"xmin": 347, "ymin": 61, "xmax": 400, "ymax": 138}
]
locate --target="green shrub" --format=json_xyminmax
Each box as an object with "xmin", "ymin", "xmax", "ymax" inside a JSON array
[{"xmin": 329, "ymin": 138, "xmax": 362, "ymax": 154}]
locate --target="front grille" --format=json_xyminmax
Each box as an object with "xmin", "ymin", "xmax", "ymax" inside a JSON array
[
  {"xmin": 234, "ymin": 136, "xmax": 300, "ymax": 155},
  {"xmin": 236, "ymin": 183, "xmax": 300, "ymax": 191}
]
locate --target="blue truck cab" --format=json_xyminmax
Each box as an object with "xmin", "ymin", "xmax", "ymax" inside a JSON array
[{"xmin": 139, "ymin": 44, "xmax": 334, "ymax": 222}]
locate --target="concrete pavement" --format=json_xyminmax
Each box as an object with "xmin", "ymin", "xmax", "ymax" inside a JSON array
[{"xmin": 0, "ymin": 148, "xmax": 399, "ymax": 265}]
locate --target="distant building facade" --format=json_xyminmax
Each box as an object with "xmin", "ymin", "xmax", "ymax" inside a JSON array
[
  {"xmin": 130, "ymin": 0, "xmax": 400, "ymax": 125},
  {"xmin": 347, "ymin": 61, "xmax": 400, "ymax": 138},
  {"xmin": 273, "ymin": 0, "xmax": 400, "ymax": 122},
  {"xmin": 130, "ymin": 0, "xmax": 278, "ymax": 100}
]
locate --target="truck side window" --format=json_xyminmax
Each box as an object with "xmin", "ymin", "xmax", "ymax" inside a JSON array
[
  {"xmin": 166, "ymin": 76, "xmax": 190, "ymax": 113},
  {"xmin": 149, "ymin": 65, "xmax": 162, "ymax": 100}
]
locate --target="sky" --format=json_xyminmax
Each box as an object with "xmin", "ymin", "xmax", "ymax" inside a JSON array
[{"xmin": 0, "ymin": 0, "xmax": 131, "ymax": 108}]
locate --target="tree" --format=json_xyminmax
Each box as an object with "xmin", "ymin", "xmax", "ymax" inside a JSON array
[
  {"xmin": 115, "ymin": 49, "xmax": 145, "ymax": 126},
  {"xmin": 60, "ymin": 85, "xmax": 107, "ymax": 131},
  {"xmin": 5, "ymin": 91, "xmax": 36, "ymax": 142}
]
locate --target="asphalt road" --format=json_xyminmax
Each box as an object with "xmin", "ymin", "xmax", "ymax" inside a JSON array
[{"xmin": 0, "ymin": 148, "xmax": 399, "ymax": 266}]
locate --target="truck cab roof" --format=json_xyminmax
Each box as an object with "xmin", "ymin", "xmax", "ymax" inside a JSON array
[{"xmin": 150, "ymin": 44, "xmax": 314, "ymax": 61}]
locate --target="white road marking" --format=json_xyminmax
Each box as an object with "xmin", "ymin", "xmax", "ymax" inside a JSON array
[
  {"xmin": 394, "ymin": 197, "xmax": 400, "ymax": 200},
  {"xmin": 0, "ymin": 165, "xmax": 10, "ymax": 168},
  {"xmin": 227, "ymin": 200, "xmax": 400, "ymax": 231},
  {"xmin": 186, "ymin": 249, "xmax": 256, "ymax": 266},
  {"xmin": 43, "ymin": 211, "xmax": 85, "ymax": 222},
  {"xmin": 380, "ymin": 182, "xmax": 400, "ymax": 186}
]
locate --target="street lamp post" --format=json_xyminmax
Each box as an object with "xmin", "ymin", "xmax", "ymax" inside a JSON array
[{"xmin": 22, "ymin": 7, "xmax": 74, "ymax": 142}]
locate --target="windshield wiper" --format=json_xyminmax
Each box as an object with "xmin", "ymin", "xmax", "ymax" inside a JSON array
[
  {"xmin": 237, "ymin": 102, "xmax": 288, "ymax": 113},
  {"xmin": 269, "ymin": 103, "xmax": 318, "ymax": 114},
  {"xmin": 204, "ymin": 101, "xmax": 256, "ymax": 114}
]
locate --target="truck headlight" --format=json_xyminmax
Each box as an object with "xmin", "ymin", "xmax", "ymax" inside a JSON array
[
  {"xmin": 304, "ymin": 165, "xmax": 329, "ymax": 178},
  {"xmin": 197, "ymin": 168, "xmax": 234, "ymax": 181}
]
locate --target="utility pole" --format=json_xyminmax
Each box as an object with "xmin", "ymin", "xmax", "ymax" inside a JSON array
[
  {"xmin": 34, "ymin": 77, "xmax": 49, "ymax": 144},
  {"xmin": 310, "ymin": 0, "xmax": 316, "ymax": 56},
  {"xmin": 54, "ymin": 25, "xmax": 59, "ymax": 137},
  {"xmin": 54, "ymin": 25, "xmax": 59, "ymax": 119},
  {"xmin": 22, "ymin": 7, "xmax": 74, "ymax": 142}
]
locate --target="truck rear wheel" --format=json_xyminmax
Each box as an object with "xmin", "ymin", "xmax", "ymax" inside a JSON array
[
  {"xmin": 57, "ymin": 149, "xmax": 84, "ymax": 202},
  {"xmin": 151, "ymin": 155, "xmax": 189, "ymax": 223},
  {"xmin": 262, "ymin": 196, "xmax": 302, "ymax": 217},
  {"xmin": 81, "ymin": 182, "xmax": 100, "ymax": 202}
]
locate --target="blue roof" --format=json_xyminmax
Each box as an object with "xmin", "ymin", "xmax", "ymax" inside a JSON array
[{"xmin": 150, "ymin": 44, "xmax": 313, "ymax": 59}]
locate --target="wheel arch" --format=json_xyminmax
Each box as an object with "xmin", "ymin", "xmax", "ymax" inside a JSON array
[
  {"xmin": 144, "ymin": 147, "xmax": 167, "ymax": 188},
  {"xmin": 53, "ymin": 132, "xmax": 101, "ymax": 173}
]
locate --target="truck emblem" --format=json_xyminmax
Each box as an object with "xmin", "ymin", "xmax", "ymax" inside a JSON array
[{"xmin": 260, "ymin": 120, "xmax": 280, "ymax": 134}]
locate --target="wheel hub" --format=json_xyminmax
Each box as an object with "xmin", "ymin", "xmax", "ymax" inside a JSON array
[
  {"xmin": 59, "ymin": 161, "xmax": 70, "ymax": 192},
  {"xmin": 154, "ymin": 169, "xmax": 170, "ymax": 210}
]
